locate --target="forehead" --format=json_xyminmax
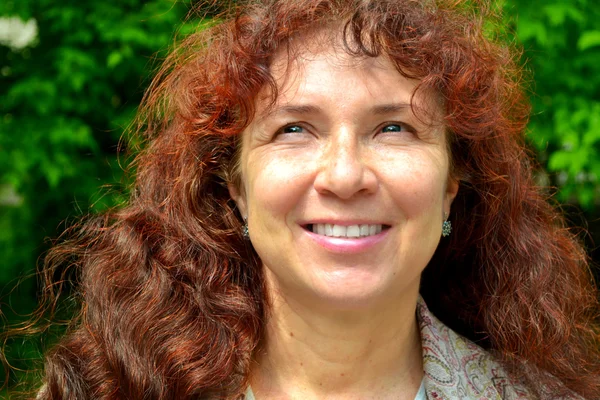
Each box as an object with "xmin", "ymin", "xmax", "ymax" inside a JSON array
[{"xmin": 254, "ymin": 33, "xmax": 442, "ymax": 120}]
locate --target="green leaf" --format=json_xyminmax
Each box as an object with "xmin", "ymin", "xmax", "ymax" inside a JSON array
[
  {"xmin": 578, "ymin": 186, "xmax": 595, "ymax": 208},
  {"xmin": 517, "ymin": 18, "xmax": 548, "ymax": 46},
  {"xmin": 543, "ymin": 4, "xmax": 569, "ymax": 26},
  {"xmin": 577, "ymin": 30, "xmax": 600, "ymax": 51},
  {"xmin": 548, "ymin": 151, "xmax": 574, "ymax": 171},
  {"xmin": 107, "ymin": 51, "xmax": 123, "ymax": 69}
]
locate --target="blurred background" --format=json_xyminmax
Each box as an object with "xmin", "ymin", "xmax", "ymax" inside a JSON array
[{"xmin": 1, "ymin": 0, "xmax": 599, "ymax": 394}]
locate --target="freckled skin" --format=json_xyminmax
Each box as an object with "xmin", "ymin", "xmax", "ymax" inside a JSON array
[{"xmin": 230, "ymin": 48, "xmax": 458, "ymax": 313}]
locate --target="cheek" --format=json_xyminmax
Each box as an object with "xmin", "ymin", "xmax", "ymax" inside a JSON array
[
  {"xmin": 246, "ymin": 153, "xmax": 313, "ymax": 221},
  {"xmin": 382, "ymin": 154, "xmax": 449, "ymax": 215}
]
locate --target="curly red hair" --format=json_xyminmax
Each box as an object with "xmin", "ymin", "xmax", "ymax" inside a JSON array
[{"xmin": 8, "ymin": 0, "xmax": 600, "ymax": 398}]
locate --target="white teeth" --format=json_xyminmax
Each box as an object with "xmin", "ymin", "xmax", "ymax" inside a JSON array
[
  {"xmin": 332, "ymin": 225, "xmax": 346, "ymax": 237},
  {"xmin": 360, "ymin": 225, "xmax": 370, "ymax": 236},
  {"xmin": 369, "ymin": 224, "xmax": 377, "ymax": 236},
  {"xmin": 346, "ymin": 225, "xmax": 360, "ymax": 238},
  {"xmin": 310, "ymin": 224, "xmax": 384, "ymax": 238},
  {"xmin": 325, "ymin": 224, "xmax": 333, "ymax": 236},
  {"xmin": 317, "ymin": 224, "xmax": 325, "ymax": 235}
]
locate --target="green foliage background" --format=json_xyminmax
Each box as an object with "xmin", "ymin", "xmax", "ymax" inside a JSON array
[{"xmin": 1, "ymin": 0, "xmax": 599, "ymax": 394}]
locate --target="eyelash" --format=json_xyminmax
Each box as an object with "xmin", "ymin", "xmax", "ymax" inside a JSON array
[
  {"xmin": 273, "ymin": 124, "xmax": 313, "ymax": 141},
  {"xmin": 274, "ymin": 122, "xmax": 417, "ymax": 138},
  {"xmin": 378, "ymin": 122, "xmax": 416, "ymax": 135},
  {"xmin": 279, "ymin": 124, "xmax": 305, "ymax": 134}
]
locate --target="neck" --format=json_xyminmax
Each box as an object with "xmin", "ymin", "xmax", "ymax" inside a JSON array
[{"xmin": 251, "ymin": 284, "xmax": 423, "ymax": 399}]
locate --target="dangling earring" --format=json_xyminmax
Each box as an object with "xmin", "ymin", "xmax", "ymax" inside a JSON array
[
  {"xmin": 242, "ymin": 218, "xmax": 250, "ymax": 239},
  {"xmin": 442, "ymin": 219, "xmax": 452, "ymax": 237}
]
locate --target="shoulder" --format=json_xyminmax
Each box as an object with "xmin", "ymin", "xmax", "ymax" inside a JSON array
[{"xmin": 416, "ymin": 297, "xmax": 583, "ymax": 399}]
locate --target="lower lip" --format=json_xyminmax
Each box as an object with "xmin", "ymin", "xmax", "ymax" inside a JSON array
[{"xmin": 303, "ymin": 228, "xmax": 389, "ymax": 254}]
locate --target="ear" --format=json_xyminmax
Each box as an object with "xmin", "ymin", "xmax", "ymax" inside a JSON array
[
  {"xmin": 444, "ymin": 176, "xmax": 459, "ymax": 214},
  {"xmin": 228, "ymin": 183, "xmax": 248, "ymax": 219}
]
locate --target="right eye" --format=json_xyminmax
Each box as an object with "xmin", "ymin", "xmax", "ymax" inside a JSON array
[
  {"xmin": 273, "ymin": 124, "xmax": 315, "ymax": 143},
  {"xmin": 278, "ymin": 124, "xmax": 305, "ymax": 135}
]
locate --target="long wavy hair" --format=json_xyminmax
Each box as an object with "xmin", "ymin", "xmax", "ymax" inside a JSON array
[{"xmin": 5, "ymin": 0, "xmax": 600, "ymax": 398}]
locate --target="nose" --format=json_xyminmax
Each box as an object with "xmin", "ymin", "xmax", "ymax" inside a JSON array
[{"xmin": 313, "ymin": 128, "xmax": 377, "ymax": 199}]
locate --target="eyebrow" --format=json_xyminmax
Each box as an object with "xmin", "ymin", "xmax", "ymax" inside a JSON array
[
  {"xmin": 263, "ymin": 104, "xmax": 322, "ymax": 118},
  {"xmin": 261, "ymin": 102, "xmax": 414, "ymax": 119},
  {"xmin": 371, "ymin": 103, "xmax": 412, "ymax": 115}
]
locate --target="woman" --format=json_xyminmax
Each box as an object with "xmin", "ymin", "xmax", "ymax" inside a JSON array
[{"xmin": 20, "ymin": 0, "xmax": 600, "ymax": 398}]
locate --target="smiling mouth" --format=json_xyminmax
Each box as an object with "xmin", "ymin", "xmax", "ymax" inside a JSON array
[{"xmin": 305, "ymin": 224, "xmax": 390, "ymax": 238}]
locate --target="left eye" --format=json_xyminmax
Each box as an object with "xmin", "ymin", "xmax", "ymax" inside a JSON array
[{"xmin": 380, "ymin": 123, "xmax": 409, "ymax": 133}]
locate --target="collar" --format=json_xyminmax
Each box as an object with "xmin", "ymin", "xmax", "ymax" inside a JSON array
[{"xmin": 417, "ymin": 296, "xmax": 532, "ymax": 399}]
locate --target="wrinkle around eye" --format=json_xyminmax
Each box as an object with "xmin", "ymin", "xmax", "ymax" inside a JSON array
[
  {"xmin": 273, "ymin": 122, "xmax": 317, "ymax": 143},
  {"xmin": 374, "ymin": 122, "xmax": 418, "ymax": 141},
  {"xmin": 380, "ymin": 123, "xmax": 412, "ymax": 133},
  {"xmin": 278, "ymin": 124, "xmax": 306, "ymax": 136}
]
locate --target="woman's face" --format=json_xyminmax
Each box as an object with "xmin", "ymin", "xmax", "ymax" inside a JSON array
[{"xmin": 230, "ymin": 45, "xmax": 458, "ymax": 310}]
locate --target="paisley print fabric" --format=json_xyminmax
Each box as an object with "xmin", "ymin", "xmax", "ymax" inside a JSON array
[
  {"xmin": 417, "ymin": 297, "xmax": 582, "ymax": 399},
  {"xmin": 241, "ymin": 298, "xmax": 583, "ymax": 399},
  {"xmin": 36, "ymin": 298, "xmax": 583, "ymax": 399}
]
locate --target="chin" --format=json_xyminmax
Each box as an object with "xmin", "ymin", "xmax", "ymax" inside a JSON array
[
  {"xmin": 307, "ymin": 279, "xmax": 396, "ymax": 310},
  {"xmin": 310, "ymin": 269, "xmax": 421, "ymax": 309}
]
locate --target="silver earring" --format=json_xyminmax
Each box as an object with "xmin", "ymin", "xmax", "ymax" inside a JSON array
[
  {"xmin": 442, "ymin": 220, "xmax": 452, "ymax": 237},
  {"xmin": 242, "ymin": 220, "xmax": 249, "ymax": 239}
]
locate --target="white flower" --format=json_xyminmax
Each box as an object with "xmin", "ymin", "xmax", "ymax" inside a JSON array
[{"xmin": 0, "ymin": 17, "xmax": 38, "ymax": 50}]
